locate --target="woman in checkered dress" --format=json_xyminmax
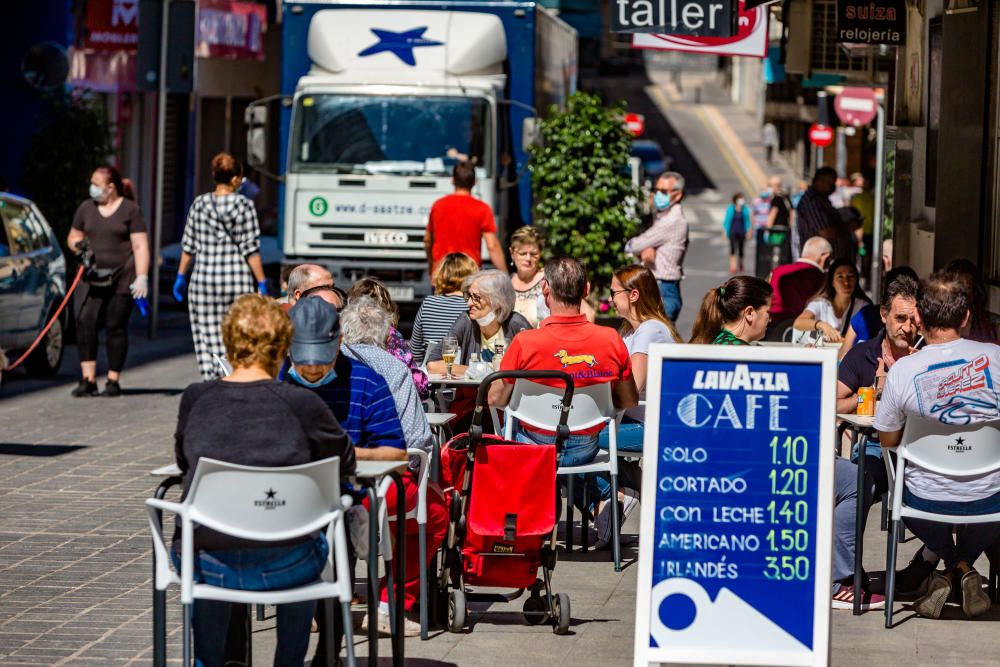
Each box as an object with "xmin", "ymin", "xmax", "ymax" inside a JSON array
[{"xmin": 173, "ymin": 154, "xmax": 267, "ymax": 380}]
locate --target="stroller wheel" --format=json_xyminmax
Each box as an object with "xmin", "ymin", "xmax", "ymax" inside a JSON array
[
  {"xmin": 523, "ymin": 595, "xmax": 548, "ymax": 625},
  {"xmin": 552, "ymin": 593, "xmax": 571, "ymax": 635},
  {"xmin": 448, "ymin": 589, "xmax": 467, "ymax": 633}
]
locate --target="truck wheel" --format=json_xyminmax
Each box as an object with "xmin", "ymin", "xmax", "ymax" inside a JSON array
[
  {"xmin": 24, "ymin": 307, "xmax": 64, "ymax": 377},
  {"xmin": 553, "ymin": 593, "xmax": 571, "ymax": 635},
  {"xmin": 448, "ymin": 589, "xmax": 466, "ymax": 633}
]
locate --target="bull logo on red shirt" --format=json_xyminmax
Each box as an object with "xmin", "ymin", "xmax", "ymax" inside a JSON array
[{"xmin": 554, "ymin": 350, "xmax": 598, "ymax": 368}]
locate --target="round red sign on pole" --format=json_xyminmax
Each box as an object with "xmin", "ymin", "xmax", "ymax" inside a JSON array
[
  {"xmin": 808, "ymin": 123, "xmax": 834, "ymax": 148},
  {"xmin": 624, "ymin": 112, "xmax": 645, "ymax": 137},
  {"xmin": 834, "ymin": 87, "xmax": 878, "ymax": 127}
]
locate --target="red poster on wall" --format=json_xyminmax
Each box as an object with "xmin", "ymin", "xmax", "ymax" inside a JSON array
[
  {"xmin": 84, "ymin": 0, "xmax": 140, "ymax": 52},
  {"xmin": 196, "ymin": 0, "xmax": 268, "ymax": 61}
]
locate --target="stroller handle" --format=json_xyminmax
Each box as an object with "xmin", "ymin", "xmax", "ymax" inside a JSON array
[{"xmin": 471, "ymin": 370, "xmax": 575, "ymax": 450}]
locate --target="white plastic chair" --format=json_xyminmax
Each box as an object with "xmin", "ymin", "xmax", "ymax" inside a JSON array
[
  {"xmin": 883, "ymin": 418, "xmax": 1000, "ymax": 628},
  {"xmin": 146, "ymin": 457, "xmax": 356, "ymax": 666},
  {"xmin": 502, "ymin": 380, "xmax": 624, "ymax": 570},
  {"xmin": 362, "ymin": 449, "xmax": 431, "ymax": 639}
]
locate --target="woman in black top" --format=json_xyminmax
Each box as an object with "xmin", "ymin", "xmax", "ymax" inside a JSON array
[
  {"xmin": 173, "ymin": 294, "xmax": 355, "ymax": 667},
  {"xmin": 67, "ymin": 165, "xmax": 150, "ymax": 397}
]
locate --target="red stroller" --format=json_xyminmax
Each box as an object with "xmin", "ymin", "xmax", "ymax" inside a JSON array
[{"xmin": 436, "ymin": 370, "xmax": 574, "ymax": 634}]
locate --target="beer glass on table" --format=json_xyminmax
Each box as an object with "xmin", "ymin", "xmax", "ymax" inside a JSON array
[{"xmin": 442, "ymin": 336, "xmax": 459, "ymax": 380}]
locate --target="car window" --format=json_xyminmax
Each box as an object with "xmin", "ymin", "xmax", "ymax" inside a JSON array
[
  {"xmin": 0, "ymin": 200, "xmax": 41, "ymax": 253},
  {"xmin": 26, "ymin": 208, "xmax": 51, "ymax": 250}
]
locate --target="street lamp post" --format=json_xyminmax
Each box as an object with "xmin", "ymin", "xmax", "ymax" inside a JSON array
[{"xmin": 149, "ymin": 0, "xmax": 170, "ymax": 338}]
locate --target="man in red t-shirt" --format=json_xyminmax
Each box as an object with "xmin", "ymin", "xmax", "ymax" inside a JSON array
[
  {"xmin": 490, "ymin": 255, "xmax": 637, "ymax": 458},
  {"xmin": 424, "ymin": 162, "xmax": 507, "ymax": 276}
]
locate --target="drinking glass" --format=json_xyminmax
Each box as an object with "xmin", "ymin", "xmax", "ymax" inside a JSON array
[{"xmin": 442, "ymin": 336, "xmax": 459, "ymax": 379}]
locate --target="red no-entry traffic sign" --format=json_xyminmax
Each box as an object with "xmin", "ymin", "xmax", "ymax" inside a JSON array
[
  {"xmin": 834, "ymin": 88, "xmax": 878, "ymax": 127},
  {"xmin": 625, "ymin": 113, "xmax": 645, "ymax": 137},
  {"xmin": 808, "ymin": 123, "xmax": 834, "ymax": 148}
]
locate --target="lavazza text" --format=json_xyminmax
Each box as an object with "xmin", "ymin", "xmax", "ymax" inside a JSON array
[{"xmin": 615, "ymin": 0, "xmax": 728, "ymax": 30}]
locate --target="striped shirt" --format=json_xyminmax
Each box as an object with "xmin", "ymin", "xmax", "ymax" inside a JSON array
[
  {"xmin": 795, "ymin": 187, "xmax": 852, "ymax": 260},
  {"xmin": 296, "ymin": 354, "xmax": 406, "ymax": 452},
  {"xmin": 410, "ymin": 294, "xmax": 469, "ymax": 363}
]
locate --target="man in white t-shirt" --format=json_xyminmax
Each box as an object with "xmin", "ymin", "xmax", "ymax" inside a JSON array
[{"xmin": 875, "ymin": 271, "xmax": 1000, "ymax": 619}]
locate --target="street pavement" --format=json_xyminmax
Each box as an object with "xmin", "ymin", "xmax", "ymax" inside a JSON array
[{"xmin": 4, "ymin": 63, "xmax": 1000, "ymax": 666}]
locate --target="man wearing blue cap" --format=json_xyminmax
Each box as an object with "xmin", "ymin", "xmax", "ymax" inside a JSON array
[{"xmin": 287, "ymin": 297, "xmax": 443, "ymax": 640}]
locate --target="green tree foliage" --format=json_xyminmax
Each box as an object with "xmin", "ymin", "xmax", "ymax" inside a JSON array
[
  {"xmin": 529, "ymin": 91, "xmax": 639, "ymax": 292},
  {"xmin": 21, "ymin": 90, "xmax": 113, "ymax": 252}
]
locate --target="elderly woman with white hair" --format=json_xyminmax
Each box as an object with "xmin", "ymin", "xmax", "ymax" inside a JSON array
[
  {"xmin": 427, "ymin": 269, "xmax": 531, "ymax": 375},
  {"xmin": 340, "ymin": 296, "xmax": 433, "ymax": 460}
]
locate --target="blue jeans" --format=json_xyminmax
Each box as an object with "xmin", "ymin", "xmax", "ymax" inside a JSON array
[
  {"xmin": 902, "ymin": 488, "xmax": 1000, "ymax": 569},
  {"xmin": 595, "ymin": 417, "xmax": 644, "ymax": 500},
  {"xmin": 658, "ymin": 280, "xmax": 682, "ymax": 322},
  {"xmin": 171, "ymin": 536, "xmax": 328, "ymax": 667},
  {"xmin": 512, "ymin": 422, "xmax": 601, "ymax": 513}
]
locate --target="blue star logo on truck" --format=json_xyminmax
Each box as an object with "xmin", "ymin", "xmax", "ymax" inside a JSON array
[{"xmin": 358, "ymin": 27, "xmax": 443, "ymax": 66}]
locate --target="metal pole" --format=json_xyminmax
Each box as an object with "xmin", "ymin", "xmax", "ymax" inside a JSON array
[
  {"xmin": 835, "ymin": 127, "xmax": 847, "ymax": 181},
  {"xmin": 150, "ymin": 0, "xmax": 170, "ymax": 337},
  {"xmin": 871, "ymin": 105, "xmax": 886, "ymax": 301}
]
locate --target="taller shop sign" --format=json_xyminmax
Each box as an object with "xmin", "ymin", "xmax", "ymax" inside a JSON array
[
  {"xmin": 611, "ymin": 0, "xmax": 738, "ymax": 36},
  {"xmin": 836, "ymin": 0, "xmax": 907, "ymax": 45}
]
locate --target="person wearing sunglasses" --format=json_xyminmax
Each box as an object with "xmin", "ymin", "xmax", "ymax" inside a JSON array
[
  {"xmin": 285, "ymin": 263, "xmax": 343, "ymax": 309},
  {"xmin": 625, "ymin": 171, "xmax": 689, "ymax": 322}
]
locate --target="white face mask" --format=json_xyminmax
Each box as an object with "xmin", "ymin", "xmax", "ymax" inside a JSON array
[
  {"xmin": 473, "ymin": 309, "xmax": 497, "ymax": 327},
  {"xmin": 89, "ymin": 184, "xmax": 106, "ymax": 202}
]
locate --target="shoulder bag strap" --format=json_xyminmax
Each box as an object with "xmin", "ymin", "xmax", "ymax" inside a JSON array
[{"xmin": 208, "ymin": 195, "xmax": 254, "ymax": 277}]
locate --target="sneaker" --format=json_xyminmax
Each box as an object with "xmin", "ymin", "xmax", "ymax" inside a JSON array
[
  {"xmin": 102, "ymin": 380, "xmax": 122, "ymax": 397},
  {"xmin": 361, "ymin": 610, "xmax": 420, "ymax": 637},
  {"xmin": 895, "ymin": 549, "xmax": 937, "ymax": 595},
  {"xmin": 71, "ymin": 380, "xmax": 99, "ymax": 397},
  {"xmin": 621, "ymin": 494, "xmax": 640, "ymax": 523},
  {"xmin": 832, "ymin": 585, "xmax": 885, "ymax": 611},
  {"xmin": 913, "ymin": 571, "xmax": 952, "ymax": 619},
  {"xmin": 594, "ymin": 499, "xmax": 620, "ymax": 546},
  {"xmin": 960, "ymin": 569, "xmax": 992, "ymax": 618}
]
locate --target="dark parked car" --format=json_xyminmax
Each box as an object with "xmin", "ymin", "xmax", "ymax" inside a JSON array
[
  {"xmin": 631, "ymin": 139, "xmax": 671, "ymax": 181},
  {"xmin": 0, "ymin": 193, "xmax": 67, "ymax": 376}
]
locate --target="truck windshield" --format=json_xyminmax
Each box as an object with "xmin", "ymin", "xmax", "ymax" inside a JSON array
[{"xmin": 291, "ymin": 94, "xmax": 491, "ymax": 176}]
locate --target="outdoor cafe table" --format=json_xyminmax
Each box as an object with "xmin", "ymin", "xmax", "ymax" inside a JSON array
[{"xmin": 836, "ymin": 412, "xmax": 877, "ymax": 617}]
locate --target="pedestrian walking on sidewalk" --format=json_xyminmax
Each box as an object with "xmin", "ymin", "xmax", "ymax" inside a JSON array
[
  {"xmin": 625, "ymin": 171, "xmax": 689, "ymax": 321},
  {"xmin": 173, "ymin": 153, "xmax": 268, "ymax": 380},
  {"xmin": 762, "ymin": 122, "xmax": 779, "ymax": 165},
  {"xmin": 722, "ymin": 193, "xmax": 751, "ymax": 274},
  {"xmin": 796, "ymin": 167, "xmax": 854, "ymax": 262},
  {"xmin": 67, "ymin": 166, "xmax": 150, "ymax": 397}
]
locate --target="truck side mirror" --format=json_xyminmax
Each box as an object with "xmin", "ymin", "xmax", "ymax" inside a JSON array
[
  {"xmin": 521, "ymin": 117, "xmax": 540, "ymax": 152},
  {"xmin": 245, "ymin": 103, "xmax": 268, "ymax": 168}
]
